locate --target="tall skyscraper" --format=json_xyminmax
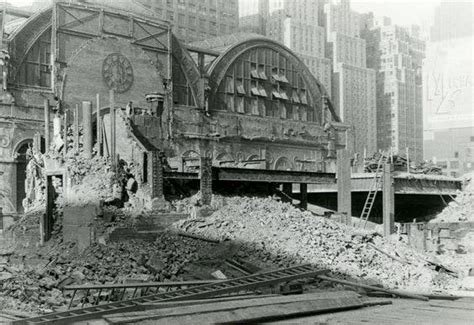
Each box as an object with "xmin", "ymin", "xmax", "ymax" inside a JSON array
[
  {"xmin": 325, "ymin": 0, "xmax": 376, "ymax": 158},
  {"xmin": 423, "ymin": 1, "xmax": 474, "ymax": 177},
  {"xmin": 362, "ymin": 14, "xmax": 425, "ymax": 162},
  {"xmin": 239, "ymin": 0, "xmax": 269, "ymax": 35},
  {"xmin": 239, "ymin": 0, "xmax": 332, "ymax": 97}
]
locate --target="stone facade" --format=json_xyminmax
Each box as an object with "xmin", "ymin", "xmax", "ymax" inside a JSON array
[{"xmin": 0, "ymin": 2, "xmax": 347, "ymax": 213}]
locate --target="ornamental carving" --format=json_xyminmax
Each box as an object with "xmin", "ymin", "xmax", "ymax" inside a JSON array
[{"xmin": 102, "ymin": 53, "xmax": 134, "ymax": 93}]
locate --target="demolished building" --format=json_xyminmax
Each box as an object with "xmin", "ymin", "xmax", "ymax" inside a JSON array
[{"xmin": 0, "ymin": 1, "xmax": 348, "ymax": 217}]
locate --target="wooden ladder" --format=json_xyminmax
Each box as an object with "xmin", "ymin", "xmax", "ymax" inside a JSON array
[
  {"xmin": 16, "ymin": 264, "xmax": 328, "ymax": 325},
  {"xmin": 359, "ymin": 153, "xmax": 387, "ymax": 228}
]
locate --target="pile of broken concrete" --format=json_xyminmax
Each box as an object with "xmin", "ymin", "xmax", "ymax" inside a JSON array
[
  {"xmin": 175, "ymin": 195, "xmax": 461, "ymax": 293},
  {"xmin": 0, "ymin": 224, "xmax": 224, "ymax": 314},
  {"xmin": 430, "ymin": 172, "xmax": 474, "ymax": 223}
]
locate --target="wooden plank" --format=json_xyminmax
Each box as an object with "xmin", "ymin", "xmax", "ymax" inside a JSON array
[
  {"xmin": 429, "ymin": 301, "xmax": 474, "ymax": 310},
  {"xmin": 114, "ymin": 297, "xmax": 365, "ymax": 325},
  {"xmin": 103, "ymin": 291, "xmax": 363, "ymax": 324},
  {"xmin": 317, "ymin": 275, "xmax": 428, "ymax": 301},
  {"xmin": 64, "ymin": 280, "xmax": 218, "ymax": 291},
  {"xmin": 392, "ymin": 308, "xmax": 474, "ymax": 321}
]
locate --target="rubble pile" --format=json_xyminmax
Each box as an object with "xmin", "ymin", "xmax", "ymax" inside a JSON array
[
  {"xmin": 0, "ymin": 229, "xmax": 219, "ymax": 313},
  {"xmin": 430, "ymin": 173, "xmax": 474, "ymax": 223},
  {"xmin": 175, "ymin": 195, "xmax": 460, "ymax": 292}
]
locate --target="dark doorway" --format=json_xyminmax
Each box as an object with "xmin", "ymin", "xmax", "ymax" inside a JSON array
[{"xmin": 16, "ymin": 140, "xmax": 33, "ymax": 214}]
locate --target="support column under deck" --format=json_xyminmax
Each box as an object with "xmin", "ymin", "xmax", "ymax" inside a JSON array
[
  {"xmin": 300, "ymin": 183, "xmax": 308, "ymax": 210},
  {"xmin": 383, "ymin": 162, "xmax": 395, "ymax": 236},
  {"xmin": 337, "ymin": 149, "xmax": 352, "ymax": 225},
  {"xmin": 200, "ymin": 157, "xmax": 213, "ymax": 206}
]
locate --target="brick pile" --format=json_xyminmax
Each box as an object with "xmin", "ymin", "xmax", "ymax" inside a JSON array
[{"xmin": 175, "ymin": 195, "xmax": 461, "ymax": 293}]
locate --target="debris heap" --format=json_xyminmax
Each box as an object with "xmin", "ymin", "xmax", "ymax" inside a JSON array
[
  {"xmin": 430, "ymin": 173, "xmax": 474, "ymax": 223},
  {"xmin": 175, "ymin": 195, "xmax": 460, "ymax": 292},
  {"xmin": 0, "ymin": 229, "xmax": 218, "ymax": 313}
]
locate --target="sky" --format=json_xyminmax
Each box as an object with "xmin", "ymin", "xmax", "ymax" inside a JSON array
[
  {"xmin": 5, "ymin": 0, "xmax": 470, "ymax": 29},
  {"xmin": 351, "ymin": 0, "xmax": 441, "ymax": 28}
]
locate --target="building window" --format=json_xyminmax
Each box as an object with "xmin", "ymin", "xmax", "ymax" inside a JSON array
[
  {"xmin": 250, "ymin": 80, "xmax": 260, "ymax": 96},
  {"xmin": 291, "ymin": 89, "xmax": 300, "ymax": 103},
  {"xmin": 300, "ymin": 90, "xmax": 308, "ymax": 105},
  {"xmin": 215, "ymin": 47, "xmax": 321, "ymax": 122},
  {"xmin": 236, "ymin": 79, "xmax": 245, "ymax": 95},
  {"xmin": 225, "ymin": 76, "xmax": 234, "ymax": 94},
  {"xmin": 235, "ymin": 96, "xmax": 244, "ymax": 113},
  {"xmin": 272, "ymin": 86, "xmax": 282, "ymax": 100},
  {"xmin": 250, "ymin": 98, "xmax": 259, "ymax": 115},
  {"xmin": 450, "ymin": 161, "xmax": 459, "ymax": 169},
  {"xmin": 226, "ymin": 94, "xmax": 234, "ymax": 112},
  {"xmin": 17, "ymin": 29, "xmax": 52, "ymax": 88},
  {"xmin": 299, "ymin": 106, "xmax": 307, "ymax": 121},
  {"xmin": 438, "ymin": 161, "xmax": 448, "ymax": 169},
  {"xmin": 454, "ymin": 151, "xmax": 459, "ymax": 158},
  {"xmin": 258, "ymin": 65, "xmax": 267, "ymax": 80}
]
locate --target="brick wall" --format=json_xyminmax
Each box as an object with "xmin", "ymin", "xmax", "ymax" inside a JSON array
[{"xmin": 62, "ymin": 37, "xmax": 166, "ymax": 116}]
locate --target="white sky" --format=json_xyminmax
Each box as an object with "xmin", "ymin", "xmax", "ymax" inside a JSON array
[
  {"xmin": 351, "ymin": 0, "xmax": 441, "ymax": 28},
  {"xmin": 6, "ymin": 0, "xmax": 472, "ymax": 29},
  {"xmin": 7, "ymin": 0, "xmax": 34, "ymax": 6}
]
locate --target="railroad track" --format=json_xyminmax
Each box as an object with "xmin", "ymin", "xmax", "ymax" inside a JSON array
[{"xmin": 15, "ymin": 264, "xmax": 328, "ymax": 325}]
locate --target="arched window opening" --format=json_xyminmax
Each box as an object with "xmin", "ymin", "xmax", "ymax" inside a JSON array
[
  {"xmin": 17, "ymin": 28, "xmax": 52, "ymax": 88},
  {"xmin": 215, "ymin": 47, "xmax": 321, "ymax": 123}
]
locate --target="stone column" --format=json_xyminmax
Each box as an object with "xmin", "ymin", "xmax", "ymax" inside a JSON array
[
  {"xmin": 150, "ymin": 151, "xmax": 170, "ymax": 211},
  {"xmin": 96, "ymin": 94, "xmax": 102, "ymax": 156},
  {"xmin": 82, "ymin": 101, "xmax": 92, "ymax": 158},
  {"xmin": 151, "ymin": 151, "xmax": 164, "ymax": 199},
  {"xmin": 383, "ymin": 162, "xmax": 395, "ymax": 236},
  {"xmin": 200, "ymin": 156, "xmax": 213, "ymax": 206},
  {"xmin": 300, "ymin": 183, "xmax": 308, "ymax": 210},
  {"xmin": 109, "ymin": 89, "xmax": 116, "ymax": 168},
  {"xmin": 74, "ymin": 104, "xmax": 79, "ymax": 151},
  {"xmin": 53, "ymin": 113, "xmax": 62, "ymax": 150},
  {"xmin": 337, "ymin": 149, "xmax": 352, "ymax": 225},
  {"xmin": 44, "ymin": 99, "xmax": 50, "ymax": 152}
]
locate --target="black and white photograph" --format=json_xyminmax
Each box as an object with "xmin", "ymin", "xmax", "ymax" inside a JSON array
[{"xmin": 0, "ymin": 0, "xmax": 473, "ymax": 323}]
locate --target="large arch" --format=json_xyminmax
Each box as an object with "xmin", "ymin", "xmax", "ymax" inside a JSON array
[
  {"xmin": 207, "ymin": 36, "xmax": 341, "ymax": 124},
  {"xmin": 8, "ymin": 7, "xmax": 53, "ymax": 86},
  {"xmin": 7, "ymin": 3, "xmax": 201, "ymax": 107}
]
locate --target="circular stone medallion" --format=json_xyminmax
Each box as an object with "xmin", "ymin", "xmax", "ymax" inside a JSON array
[{"xmin": 102, "ymin": 53, "xmax": 134, "ymax": 93}]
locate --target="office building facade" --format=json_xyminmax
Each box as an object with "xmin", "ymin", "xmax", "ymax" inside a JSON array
[
  {"xmin": 362, "ymin": 15, "xmax": 425, "ymax": 162},
  {"xmin": 326, "ymin": 0, "xmax": 377, "ymax": 158}
]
